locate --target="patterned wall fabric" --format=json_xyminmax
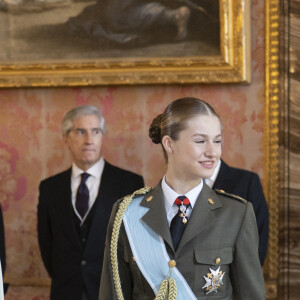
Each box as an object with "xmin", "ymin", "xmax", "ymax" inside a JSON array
[{"xmin": 0, "ymin": 1, "xmax": 265, "ymax": 298}]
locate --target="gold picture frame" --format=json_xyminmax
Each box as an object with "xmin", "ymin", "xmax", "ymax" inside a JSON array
[{"xmin": 0, "ymin": 0, "xmax": 250, "ymax": 88}]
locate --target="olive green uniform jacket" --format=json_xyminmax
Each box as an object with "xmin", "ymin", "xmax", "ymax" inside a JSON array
[{"xmin": 99, "ymin": 183, "xmax": 265, "ymax": 300}]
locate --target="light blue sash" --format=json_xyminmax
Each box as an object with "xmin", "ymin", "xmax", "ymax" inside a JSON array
[{"xmin": 123, "ymin": 195, "xmax": 197, "ymax": 299}]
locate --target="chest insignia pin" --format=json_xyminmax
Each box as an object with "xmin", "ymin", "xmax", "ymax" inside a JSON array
[{"xmin": 202, "ymin": 266, "xmax": 225, "ymax": 294}]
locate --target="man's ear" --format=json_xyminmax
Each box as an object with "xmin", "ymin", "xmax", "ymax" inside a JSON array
[
  {"xmin": 63, "ymin": 134, "xmax": 69, "ymax": 145},
  {"xmin": 162, "ymin": 135, "xmax": 174, "ymax": 154}
]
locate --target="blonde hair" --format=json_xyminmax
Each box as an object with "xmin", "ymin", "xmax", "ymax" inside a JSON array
[{"xmin": 149, "ymin": 97, "xmax": 221, "ymax": 160}]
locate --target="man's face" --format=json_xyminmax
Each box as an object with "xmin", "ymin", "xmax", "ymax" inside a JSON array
[{"xmin": 64, "ymin": 114, "xmax": 103, "ymax": 171}]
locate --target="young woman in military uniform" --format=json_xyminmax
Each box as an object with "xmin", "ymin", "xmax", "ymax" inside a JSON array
[{"xmin": 99, "ymin": 97, "xmax": 265, "ymax": 300}]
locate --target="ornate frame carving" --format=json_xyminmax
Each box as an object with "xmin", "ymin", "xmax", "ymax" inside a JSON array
[
  {"xmin": 0, "ymin": 0, "xmax": 251, "ymax": 87},
  {"xmin": 264, "ymin": 0, "xmax": 280, "ymax": 298}
]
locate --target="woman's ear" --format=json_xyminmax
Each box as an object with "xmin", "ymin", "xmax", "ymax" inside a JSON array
[{"xmin": 162, "ymin": 135, "xmax": 174, "ymax": 154}]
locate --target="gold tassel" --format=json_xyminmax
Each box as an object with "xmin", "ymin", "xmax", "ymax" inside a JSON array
[{"xmin": 155, "ymin": 277, "xmax": 177, "ymax": 300}]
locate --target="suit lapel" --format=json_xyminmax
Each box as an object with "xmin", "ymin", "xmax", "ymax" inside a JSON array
[
  {"xmin": 84, "ymin": 162, "xmax": 120, "ymax": 252},
  {"xmin": 140, "ymin": 184, "xmax": 174, "ymax": 252},
  {"xmin": 213, "ymin": 160, "xmax": 233, "ymax": 191},
  {"xmin": 177, "ymin": 184, "xmax": 222, "ymax": 251},
  {"xmin": 94, "ymin": 161, "xmax": 117, "ymax": 217},
  {"xmin": 55, "ymin": 169, "xmax": 82, "ymax": 250}
]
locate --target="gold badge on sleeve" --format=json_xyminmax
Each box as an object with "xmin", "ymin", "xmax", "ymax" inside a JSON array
[{"xmin": 202, "ymin": 266, "xmax": 225, "ymax": 294}]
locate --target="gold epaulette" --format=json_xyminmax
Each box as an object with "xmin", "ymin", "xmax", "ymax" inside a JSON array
[
  {"xmin": 119, "ymin": 186, "xmax": 152, "ymax": 203},
  {"xmin": 133, "ymin": 186, "xmax": 152, "ymax": 196},
  {"xmin": 214, "ymin": 189, "xmax": 247, "ymax": 204}
]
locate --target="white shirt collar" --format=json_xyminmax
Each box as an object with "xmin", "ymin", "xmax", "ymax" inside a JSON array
[
  {"xmin": 72, "ymin": 157, "xmax": 105, "ymax": 179},
  {"xmin": 211, "ymin": 159, "xmax": 221, "ymax": 181},
  {"xmin": 162, "ymin": 176, "xmax": 203, "ymax": 214},
  {"xmin": 205, "ymin": 159, "xmax": 221, "ymax": 188}
]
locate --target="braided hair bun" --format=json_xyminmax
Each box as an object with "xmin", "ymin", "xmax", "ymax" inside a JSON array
[{"xmin": 149, "ymin": 114, "xmax": 164, "ymax": 144}]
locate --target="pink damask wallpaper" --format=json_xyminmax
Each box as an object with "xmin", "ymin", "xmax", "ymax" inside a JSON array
[{"xmin": 0, "ymin": 1, "xmax": 265, "ymax": 299}]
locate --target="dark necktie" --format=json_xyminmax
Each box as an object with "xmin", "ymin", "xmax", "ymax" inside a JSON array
[
  {"xmin": 170, "ymin": 195, "xmax": 191, "ymax": 251},
  {"xmin": 76, "ymin": 173, "xmax": 90, "ymax": 218}
]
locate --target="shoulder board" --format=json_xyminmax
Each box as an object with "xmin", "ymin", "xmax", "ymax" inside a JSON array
[
  {"xmin": 214, "ymin": 189, "xmax": 247, "ymax": 204},
  {"xmin": 120, "ymin": 186, "xmax": 152, "ymax": 202},
  {"xmin": 133, "ymin": 186, "xmax": 152, "ymax": 196}
]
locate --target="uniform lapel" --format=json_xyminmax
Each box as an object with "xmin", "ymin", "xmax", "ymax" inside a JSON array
[
  {"xmin": 140, "ymin": 184, "xmax": 174, "ymax": 252},
  {"xmin": 177, "ymin": 184, "xmax": 222, "ymax": 251},
  {"xmin": 55, "ymin": 169, "xmax": 82, "ymax": 250}
]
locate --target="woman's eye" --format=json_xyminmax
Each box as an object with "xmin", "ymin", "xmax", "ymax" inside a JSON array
[
  {"xmin": 195, "ymin": 140, "xmax": 205, "ymax": 144},
  {"xmin": 214, "ymin": 139, "xmax": 222, "ymax": 144}
]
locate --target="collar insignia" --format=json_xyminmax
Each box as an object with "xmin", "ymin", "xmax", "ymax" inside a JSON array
[
  {"xmin": 208, "ymin": 198, "xmax": 214, "ymax": 204},
  {"xmin": 202, "ymin": 266, "xmax": 225, "ymax": 294},
  {"xmin": 146, "ymin": 196, "xmax": 153, "ymax": 202}
]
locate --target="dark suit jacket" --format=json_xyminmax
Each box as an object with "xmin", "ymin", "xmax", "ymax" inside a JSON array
[
  {"xmin": 0, "ymin": 204, "xmax": 5, "ymax": 282},
  {"xmin": 0, "ymin": 204, "xmax": 8, "ymax": 295},
  {"xmin": 212, "ymin": 160, "xmax": 269, "ymax": 265},
  {"xmin": 99, "ymin": 183, "xmax": 265, "ymax": 300},
  {"xmin": 38, "ymin": 161, "xmax": 144, "ymax": 300},
  {"xmin": 0, "ymin": 205, "xmax": 5, "ymax": 276}
]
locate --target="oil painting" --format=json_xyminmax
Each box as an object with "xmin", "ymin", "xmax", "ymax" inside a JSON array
[{"xmin": 0, "ymin": 0, "xmax": 250, "ymax": 87}]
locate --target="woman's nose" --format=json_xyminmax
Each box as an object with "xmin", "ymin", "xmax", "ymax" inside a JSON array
[{"xmin": 205, "ymin": 143, "xmax": 217, "ymax": 157}]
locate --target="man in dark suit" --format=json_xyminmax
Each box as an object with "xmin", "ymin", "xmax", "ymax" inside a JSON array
[
  {"xmin": 0, "ymin": 204, "xmax": 6, "ymax": 295},
  {"xmin": 0, "ymin": 260, "xmax": 3, "ymax": 300},
  {"xmin": 37, "ymin": 105, "xmax": 144, "ymax": 300},
  {"xmin": 205, "ymin": 159, "xmax": 269, "ymax": 265}
]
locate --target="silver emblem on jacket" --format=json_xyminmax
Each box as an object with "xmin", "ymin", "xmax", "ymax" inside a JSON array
[{"xmin": 202, "ymin": 266, "xmax": 225, "ymax": 294}]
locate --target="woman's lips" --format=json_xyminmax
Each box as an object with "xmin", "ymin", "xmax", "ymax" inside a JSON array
[{"xmin": 200, "ymin": 161, "xmax": 215, "ymax": 169}]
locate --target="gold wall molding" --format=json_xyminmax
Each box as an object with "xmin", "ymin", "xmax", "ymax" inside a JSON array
[{"xmin": 264, "ymin": 0, "xmax": 280, "ymax": 298}]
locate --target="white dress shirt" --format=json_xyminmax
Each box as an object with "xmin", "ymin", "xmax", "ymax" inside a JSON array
[
  {"xmin": 71, "ymin": 157, "xmax": 105, "ymax": 223},
  {"xmin": 204, "ymin": 159, "xmax": 221, "ymax": 188},
  {"xmin": 161, "ymin": 176, "xmax": 204, "ymax": 226}
]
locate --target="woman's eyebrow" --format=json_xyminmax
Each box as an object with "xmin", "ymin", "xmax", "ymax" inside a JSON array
[{"xmin": 191, "ymin": 133, "xmax": 222, "ymax": 138}]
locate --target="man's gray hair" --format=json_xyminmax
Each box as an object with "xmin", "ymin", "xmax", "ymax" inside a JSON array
[{"xmin": 61, "ymin": 105, "xmax": 106, "ymax": 136}]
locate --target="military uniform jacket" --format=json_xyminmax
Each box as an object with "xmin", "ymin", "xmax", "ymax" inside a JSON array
[
  {"xmin": 213, "ymin": 160, "xmax": 269, "ymax": 265},
  {"xmin": 99, "ymin": 183, "xmax": 265, "ymax": 300}
]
